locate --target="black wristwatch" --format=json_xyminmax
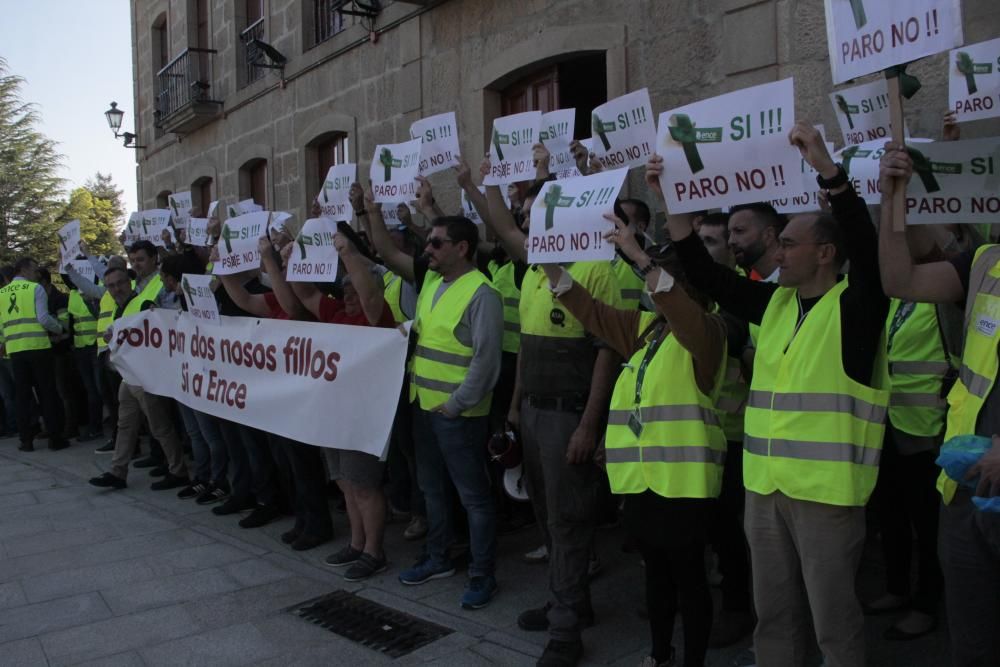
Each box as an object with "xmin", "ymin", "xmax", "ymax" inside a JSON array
[
  {"xmin": 816, "ymin": 163, "xmax": 849, "ymax": 190},
  {"xmin": 637, "ymin": 260, "xmax": 656, "ymax": 277}
]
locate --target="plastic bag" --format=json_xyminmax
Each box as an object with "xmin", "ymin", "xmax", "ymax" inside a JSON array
[{"xmin": 936, "ymin": 434, "xmax": 999, "ymax": 513}]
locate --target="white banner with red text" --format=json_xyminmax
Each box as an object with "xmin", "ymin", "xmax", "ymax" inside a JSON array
[{"xmin": 110, "ymin": 310, "xmax": 409, "ymax": 457}]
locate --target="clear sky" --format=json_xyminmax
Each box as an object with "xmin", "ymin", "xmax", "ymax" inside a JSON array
[{"xmin": 1, "ymin": 0, "xmax": 139, "ymax": 219}]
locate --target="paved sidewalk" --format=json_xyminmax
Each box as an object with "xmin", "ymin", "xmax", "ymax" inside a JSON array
[{"xmin": 0, "ymin": 438, "xmax": 950, "ymax": 666}]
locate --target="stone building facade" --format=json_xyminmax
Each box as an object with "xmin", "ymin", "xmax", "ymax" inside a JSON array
[{"xmin": 129, "ymin": 0, "xmax": 1000, "ymax": 226}]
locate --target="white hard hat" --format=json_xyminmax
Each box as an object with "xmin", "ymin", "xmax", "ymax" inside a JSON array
[{"xmin": 503, "ymin": 464, "xmax": 530, "ymax": 502}]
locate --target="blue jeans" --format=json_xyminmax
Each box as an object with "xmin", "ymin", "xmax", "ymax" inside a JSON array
[
  {"xmin": 177, "ymin": 403, "xmax": 210, "ymax": 482},
  {"xmin": 192, "ymin": 409, "xmax": 228, "ymax": 485},
  {"xmin": 414, "ymin": 408, "xmax": 495, "ymax": 578}
]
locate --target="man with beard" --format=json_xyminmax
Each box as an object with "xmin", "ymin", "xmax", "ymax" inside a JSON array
[{"xmin": 727, "ymin": 203, "xmax": 785, "ymax": 283}]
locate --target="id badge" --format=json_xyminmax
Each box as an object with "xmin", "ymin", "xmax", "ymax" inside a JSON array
[{"xmin": 628, "ymin": 408, "xmax": 643, "ymax": 438}]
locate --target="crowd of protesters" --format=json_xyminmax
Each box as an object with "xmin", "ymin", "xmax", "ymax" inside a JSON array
[{"xmin": 0, "ymin": 111, "xmax": 998, "ymax": 667}]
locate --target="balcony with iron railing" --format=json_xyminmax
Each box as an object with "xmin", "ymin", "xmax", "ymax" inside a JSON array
[
  {"xmin": 155, "ymin": 47, "xmax": 222, "ymax": 135},
  {"xmin": 240, "ymin": 17, "xmax": 266, "ymax": 87}
]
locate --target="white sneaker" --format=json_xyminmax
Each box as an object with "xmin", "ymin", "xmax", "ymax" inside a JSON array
[{"xmin": 522, "ymin": 544, "xmax": 549, "ymax": 563}]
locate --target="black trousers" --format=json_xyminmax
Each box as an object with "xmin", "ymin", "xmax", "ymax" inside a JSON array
[
  {"xmin": 709, "ymin": 440, "xmax": 752, "ymax": 611},
  {"xmin": 625, "ymin": 491, "xmax": 714, "ymax": 667},
  {"xmin": 269, "ymin": 434, "xmax": 333, "ymax": 538},
  {"xmin": 871, "ymin": 430, "xmax": 943, "ymax": 615},
  {"xmin": 11, "ymin": 348, "xmax": 65, "ymax": 445}
]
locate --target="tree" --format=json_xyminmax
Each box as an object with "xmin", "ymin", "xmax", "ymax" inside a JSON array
[
  {"xmin": 53, "ymin": 179, "xmax": 126, "ymax": 260},
  {"xmin": 0, "ymin": 57, "xmax": 65, "ymax": 266}
]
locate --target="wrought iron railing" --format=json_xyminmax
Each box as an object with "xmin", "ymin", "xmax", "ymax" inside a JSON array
[
  {"xmin": 240, "ymin": 17, "xmax": 266, "ymax": 86},
  {"xmin": 314, "ymin": 0, "xmax": 346, "ymax": 46},
  {"xmin": 155, "ymin": 47, "xmax": 218, "ymax": 123}
]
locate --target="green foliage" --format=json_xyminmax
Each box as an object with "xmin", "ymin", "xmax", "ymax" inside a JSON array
[
  {"xmin": 54, "ymin": 173, "xmax": 126, "ymax": 260},
  {"xmin": 0, "ymin": 57, "xmax": 65, "ymax": 267}
]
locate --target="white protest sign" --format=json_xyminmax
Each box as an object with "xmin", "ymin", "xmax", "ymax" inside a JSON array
[
  {"xmin": 950, "ymin": 37, "xmax": 1000, "ymax": 123},
  {"xmin": 540, "ymin": 108, "xmax": 577, "ymax": 178},
  {"xmin": 317, "ymin": 163, "xmax": 356, "ymax": 222},
  {"xmin": 287, "ymin": 217, "xmax": 340, "ymax": 282},
  {"xmin": 658, "ymin": 78, "xmax": 800, "ymax": 213},
  {"xmin": 830, "ymin": 78, "xmax": 908, "ymax": 146},
  {"xmin": 410, "ymin": 112, "xmax": 460, "ymax": 176},
  {"xmin": 590, "ymin": 88, "xmax": 656, "ymax": 171},
  {"xmin": 527, "ymin": 168, "xmax": 627, "ymax": 264},
  {"xmin": 186, "ymin": 218, "xmax": 210, "ymax": 247},
  {"xmin": 110, "ymin": 309, "xmax": 409, "ymax": 457},
  {"xmin": 180, "ymin": 274, "xmax": 220, "ymax": 324},
  {"xmin": 67, "ymin": 258, "xmax": 96, "ymax": 285},
  {"xmin": 381, "ymin": 202, "xmax": 412, "ymax": 228},
  {"xmin": 370, "ymin": 139, "xmax": 422, "ymax": 203},
  {"xmin": 213, "ymin": 211, "xmax": 269, "ymax": 275},
  {"xmin": 904, "ymin": 138, "xmax": 1000, "ymax": 223},
  {"xmin": 824, "ymin": 0, "xmax": 964, "ymax": 85},
  {"xmin": 167, "ymin": 191, "xmax": 193, "ymax": 231},
  {"xmin": 462, "ymin": 187, "xmax": 485, "ymax": 224},
  {"xmin": 767, "ymin": 141, "xmax": 836, "ymax": 214},
  {"xmin": 123, "ymin": 209, "xmax": 172, "ymax": 247},
  {"xmin": 226, "ymin": 199, "xmax": 262, "ymax": 219},
  {"xmin": 58, "ymin": 219, "xmax": 82, "ymax": 264},
  {"xmin": 484, "ymin": 111, "xmax": 542, "ymax": 185}
]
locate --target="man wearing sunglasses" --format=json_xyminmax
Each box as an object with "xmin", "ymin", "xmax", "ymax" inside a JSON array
[
  {"xmin": 398, "ymin": 215, "xmax": 505, "ymax": 612},
  {"xmin": 647, "ymin": 121, "xmax": 889, "ymax": 667}
]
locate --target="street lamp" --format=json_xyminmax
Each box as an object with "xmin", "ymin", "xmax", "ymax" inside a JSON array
[{"xmin": 104, "ymin": 101, "xmax": 144, "ymax": 149}]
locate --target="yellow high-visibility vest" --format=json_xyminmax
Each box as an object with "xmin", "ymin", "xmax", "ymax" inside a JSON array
[
  {"xmin": 743, "ymin": 280, "xmax": 889, "ymax": 507},
  {"xmin": 938, "ymin": 244, "xmax": 1000, "ymax": 503},
  {"xmin": 0, "ymin": 280, "xmax": 51, "ymax": 353}
]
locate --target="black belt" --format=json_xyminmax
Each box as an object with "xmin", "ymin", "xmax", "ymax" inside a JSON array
[{"xmin": 525, "ymin": 394, "xmax": 587, "ymax": 413}]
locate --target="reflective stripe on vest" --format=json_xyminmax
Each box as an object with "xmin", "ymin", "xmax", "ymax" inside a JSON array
[
  {"xmin": 743, "ymin": 280, "xmax": 889, "ymax": 507},
  {"xmin": 605, "ymin": 312, "xmax": 726, "ymax": 499},
  {"xmin": 491, "ymin": 261, "xmax": 521, "ymax": 354},
  {"xmin": 383, "ymin": 272, "xmax": 407, "ymax": 325},
  {"xmin": 68, "ymin": 290, "xmax": 97, "ymax": 348},
  {"xmin": 0, "ymin": 281, "xmax": 51, "ymax": 353},
  {"xmin": 716, "ymin": 357, "xmax": 748, "ymax": 442},
  {"xmin": 95, "ymin": 290, "xmax": 118, "ymax": 350},
  {"xmin": 885, "ymin": 298, "xmax": 950, "ymax": 438},
  {"xmin": 409, "ymin": 270, "xmax": 496, "ymax": 417},
  {"xmin": 939, "ymin": 245, "xmax": 1000, "ymax": 503},
  {"xmin": 612, "ymin": 257, "xmax": 644, "ymax": 311}
]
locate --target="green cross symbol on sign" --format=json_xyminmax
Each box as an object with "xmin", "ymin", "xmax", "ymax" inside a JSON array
[
  {"xmin": 839, "ymin": 145, "xmax": 872, "ymax": 176},
  {"xmin": 591, "ymin": 113, "xmax": 616, "ymax": 151},
  {"xmin": 379, "ymin": 148, "xmax": 401, "ymax": 181},
  {"xmin": 296, "ymin": 233, "xmax": 314, "ymax": 260},
  {"xmin": 492, "ymin": 129, "xmax": 508, "ymax": 161},
  {"xmin": 170, "ymin": 198, "xmax": 180, "ymax": 215},
  {"xmin": 221, "ymin": 224, "xmax": 235, "ymax": 253},
  {"xmin": 956, "ymin": 52, "xmax": 993, "ymax": 95},
  {"xmin": 667, "ymin": 114, "xmax": 723, "ymax": 174},
  {"xmin": 906, "ymin": 146, "xmax": 963, "ymax": 194},
  {"xmin": 8, "ymin": 293, "xmax": 18, "ymax": 314},
  {"xmin": 182, "ymin": 277, "xmax": 195, "ymax": 302},
  {"xmin": 835, "ymin": 95, "xmax": 860, "ymax": 130},
  {"xmin": 59, "ymin": 234, "xmax": 68, "ymax": 251},
  {"xmin": 542, "ymin": 184, "xmax": 575, "ymax": 231},
  {"xmin": 847, "ymin": 0, "xmax": 867, "ymax": 29}
]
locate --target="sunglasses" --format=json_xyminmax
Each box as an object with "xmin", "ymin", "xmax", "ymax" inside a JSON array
[{"xmin": 425, "ymin": 237, "xmax": 455, "ymax": 249}]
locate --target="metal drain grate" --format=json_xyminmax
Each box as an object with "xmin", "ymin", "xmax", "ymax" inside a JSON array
[{"xmin": 290, "ymin": 590, "xmax": 453, "ymax": 658}]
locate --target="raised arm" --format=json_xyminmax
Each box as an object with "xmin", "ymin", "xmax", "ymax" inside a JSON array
[
  {"xmin": 877, "ymin": 143, "xmax": 965, "ymax": 304},
  {"xmin": 361, "ymin": 183, "xmax": 416, "ymax": 283},
  {"xmin": 213, "ymin": 245, "xmax": 271, "ymax": 318},
  {"xmin": 481, "ymin": 158, "xmax": 528, "ymax": 263},
  {"xmin": 336, "ymin": 232, "xmax": 386, "ymax": 326},
  {"xmin": 259, "ymin": 237, "xmax": 307, "ymax": 320},
  {"xmin": 412, "ymin": 176, "xmax": 445, "ymax": 222},
  {"xmin": 455, "ymin": 158, "xmax": 492, "ymax": 227}
]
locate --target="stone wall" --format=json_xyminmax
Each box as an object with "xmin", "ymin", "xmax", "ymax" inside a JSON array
[{"xmin": 131, "ymin": 0, "xmax": 1000, "ymax": 225}]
